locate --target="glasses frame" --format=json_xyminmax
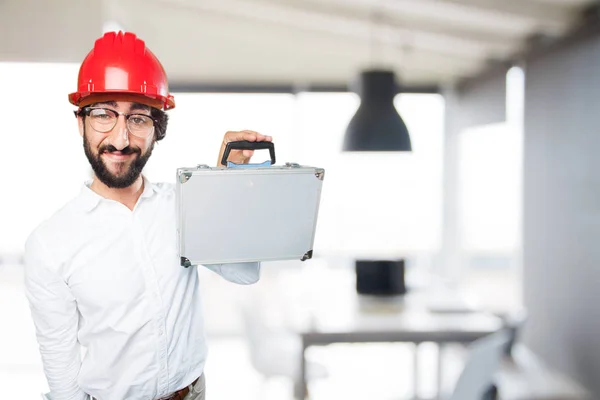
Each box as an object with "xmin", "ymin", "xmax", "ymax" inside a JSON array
[{"xmin": 75, "ymin": 107, "xmax": 157, "ymax": 138}]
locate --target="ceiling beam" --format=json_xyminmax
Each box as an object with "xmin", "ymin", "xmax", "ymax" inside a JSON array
[
  {"xmin": 454, "ymin": 1, "xmax": 596, "ymax": 92},
  {"xmin": 436, "ymin": 0, "xmax": 578, "ymax": 34},
  {"xmin": 271, "ymin": 0, "xmax": 528, "ymax": 42},
  {"xmin": 154, "ymin": 0, "xmax": 515, "ymax": 61},
  {"xmin": 518, "ymin": 1, "xmax": 600, "ymax": 62},
  {"xmin": 271, "ymin": 0, "xmax": 577, "ymax": 37},
  {"xmin": 117, "ymin": 0, "xmax": 484, "ymax": 86}
]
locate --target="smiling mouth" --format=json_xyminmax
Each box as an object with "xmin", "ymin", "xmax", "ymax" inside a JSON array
[
  {"xmin": 102, "ymin": 151, "xmax": 134, "ymax": 161},
  {"xmin": 102, "ymin": 151, "xmax": 137, "ymax": 162}
]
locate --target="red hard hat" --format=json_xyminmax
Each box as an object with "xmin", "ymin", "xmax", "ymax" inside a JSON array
[{"xmin": 69, "ymin": 31, "xmax": 175, "ymax": 110}]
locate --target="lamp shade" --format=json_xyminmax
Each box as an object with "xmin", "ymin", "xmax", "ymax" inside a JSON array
[{"xmin": 343, "ymin": 70, "xmax": 412, "ymax": 151}]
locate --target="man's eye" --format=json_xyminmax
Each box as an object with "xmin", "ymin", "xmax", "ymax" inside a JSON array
[{"xmin": 90, "ymin": 110, "xmax": 114, "ymax": 120}]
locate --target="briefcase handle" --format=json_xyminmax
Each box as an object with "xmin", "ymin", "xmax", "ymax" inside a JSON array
[{"xmin": 221, "ymin": 140, "xmax": 276, "ymax": 166}]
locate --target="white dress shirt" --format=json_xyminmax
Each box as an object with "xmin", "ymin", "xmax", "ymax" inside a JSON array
[{"xmin": 24, "ymin": 177, "xmax": 260, "ymax": 400}]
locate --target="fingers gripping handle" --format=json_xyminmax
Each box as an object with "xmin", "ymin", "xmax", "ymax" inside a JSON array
[{"xmin": 221, "ymin": 140, "xmax": 276, "ymax": 166}]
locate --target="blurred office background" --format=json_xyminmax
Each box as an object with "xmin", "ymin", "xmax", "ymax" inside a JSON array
[{"xmin": 1, "ymin": 0, "xmax": 599, "ymax": 399}]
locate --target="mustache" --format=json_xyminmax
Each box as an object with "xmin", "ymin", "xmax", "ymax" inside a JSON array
[{"xmin": 99, "ymin": 144, "xmax": 141, "ymax": 156}]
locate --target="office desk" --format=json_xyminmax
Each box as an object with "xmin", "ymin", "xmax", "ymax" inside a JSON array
[{"xmin": 292, "ymin": 268, "xmax": 504, "ymax": 399}]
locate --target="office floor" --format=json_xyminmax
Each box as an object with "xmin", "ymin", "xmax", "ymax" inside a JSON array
[{"xmin": 0, "ymin": 263, "xmax": 518, "ymax": 399}]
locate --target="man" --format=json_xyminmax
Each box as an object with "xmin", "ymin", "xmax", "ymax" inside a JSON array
[{"xmin": 24, "ymin": 31, "xmax": 271, "ymax": 400}]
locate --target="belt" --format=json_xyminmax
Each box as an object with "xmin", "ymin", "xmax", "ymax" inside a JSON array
[
  {"xmin": 157, "ymin": 376, "xmax": 201, "ymax": 400},
  {"xmin": 89, "ymin": 375, "xmax": 201, "ymax": 400}
]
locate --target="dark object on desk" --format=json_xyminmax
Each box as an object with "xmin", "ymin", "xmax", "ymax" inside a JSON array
[{"xmin": 355, "ymin": 259, "xmax": 406, "ymax": 296}]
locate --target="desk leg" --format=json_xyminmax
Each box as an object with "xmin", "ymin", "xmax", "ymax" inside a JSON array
[
  {"xmin": 413, "ymin": 343, "xmax": 420, "ymax": 399},
  {"xmin": 435, "ymin": 343, "xmax": 444, "ymax": 400},
  {"xmin": 299, "ymin": 336, "xmax": 308, "ymax": 400}
]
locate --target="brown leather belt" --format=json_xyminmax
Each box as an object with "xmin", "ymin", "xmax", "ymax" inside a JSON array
[
  {"xmin": 90, "ymin": 375, "xmax": 201, "ymax": 400},
  {"xmin": 157, "ymin": 376, "xmax": 201, "ymax": 400}
]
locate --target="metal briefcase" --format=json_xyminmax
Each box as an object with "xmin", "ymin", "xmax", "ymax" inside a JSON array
[{"xmin": 176, "ymin": 140, "xmax": 325, "ymax": 267}]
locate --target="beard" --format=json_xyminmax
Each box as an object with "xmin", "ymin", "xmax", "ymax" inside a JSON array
[{"xmin": 83, "ymin": 129, "xmax": 154, "ymax": 189}]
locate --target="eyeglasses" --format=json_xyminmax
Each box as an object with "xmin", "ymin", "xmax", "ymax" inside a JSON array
[{"xmin": 76, "ymin": 107, "xmax": 156, "ymax": 138}]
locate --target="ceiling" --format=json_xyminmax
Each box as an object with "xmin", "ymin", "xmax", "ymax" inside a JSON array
[{"xmin": 0, "ymin": 0, "xmax": 596, "ymax": 90}]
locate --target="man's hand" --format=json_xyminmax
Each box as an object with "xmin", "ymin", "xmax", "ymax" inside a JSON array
[{"xmin": 217, "ymin": 130, "xmax": 273, "ymax": 166}]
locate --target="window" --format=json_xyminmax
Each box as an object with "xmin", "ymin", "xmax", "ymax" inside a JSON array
[
  {"xmin": 458, "ymin": 122, "xmax": 522, "ymax": 254},
  {"xmin": 0, "ymin": 61, "xmax": 445, "ymax": 264},
  {"xmin": 455, "ymin": 66, "xmax": 524, "ymax": 311},
  {"xmin": 294, "ymin": 93, "xmax": 444, "ymax": 258}
]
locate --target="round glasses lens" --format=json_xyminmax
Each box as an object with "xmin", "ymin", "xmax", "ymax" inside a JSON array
[
  {"xmin": 127, "ymin": 115, "xmax": 154, "ymax": 137},
  {"xmin": 89, "ymin": 109, "xmax": 118, "ymax": 132}
]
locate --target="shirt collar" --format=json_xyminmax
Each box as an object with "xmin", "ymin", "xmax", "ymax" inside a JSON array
[{"xmin": 75, "ymin": 175, "xmax": 161, "ymax": 213}]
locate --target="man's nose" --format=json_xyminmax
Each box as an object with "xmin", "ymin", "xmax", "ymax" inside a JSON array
[{"xmin": 108, "ymin": 115, "xmax": 129, "ymax": 150}]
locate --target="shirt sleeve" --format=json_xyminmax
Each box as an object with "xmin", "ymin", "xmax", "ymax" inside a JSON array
[
  {"xmin": 24, "ymin": 234, "xmax": 87, "ymax": 400},
  {"xmin": 202, "ymin": 262, "xmax": 261, "ymax": 284}
]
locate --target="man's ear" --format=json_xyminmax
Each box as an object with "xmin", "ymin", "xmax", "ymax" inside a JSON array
[{"xmin": 78, "ymin": 116, "xmax": 84, "ymax": 138}]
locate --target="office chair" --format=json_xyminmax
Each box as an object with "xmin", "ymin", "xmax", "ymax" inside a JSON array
[
  {"xmin": 447, "ymin": 329, "xmax": 511, "ymax": 400},
  {"xmin": 239, "ymin": 291, "xmax": 328, "ymax": 399}
]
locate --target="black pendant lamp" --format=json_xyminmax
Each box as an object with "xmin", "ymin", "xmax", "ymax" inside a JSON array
[{"xmin": 343, "ymin": 69, "xmax": 412, "ymax": 151}]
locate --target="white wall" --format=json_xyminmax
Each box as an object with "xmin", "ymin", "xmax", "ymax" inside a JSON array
[
  {"xmin": 523, "ymin": 32, "xmax": 600, "ymax": 395},
  {"xmin": 0, "ymin": 62, "xmax": 90, "ymax": 258}
]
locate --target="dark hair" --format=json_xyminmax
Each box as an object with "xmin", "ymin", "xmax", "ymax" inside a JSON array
[{"xmin": 151, "ymin": 107, "xmax": 169, "ymax": 141}]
